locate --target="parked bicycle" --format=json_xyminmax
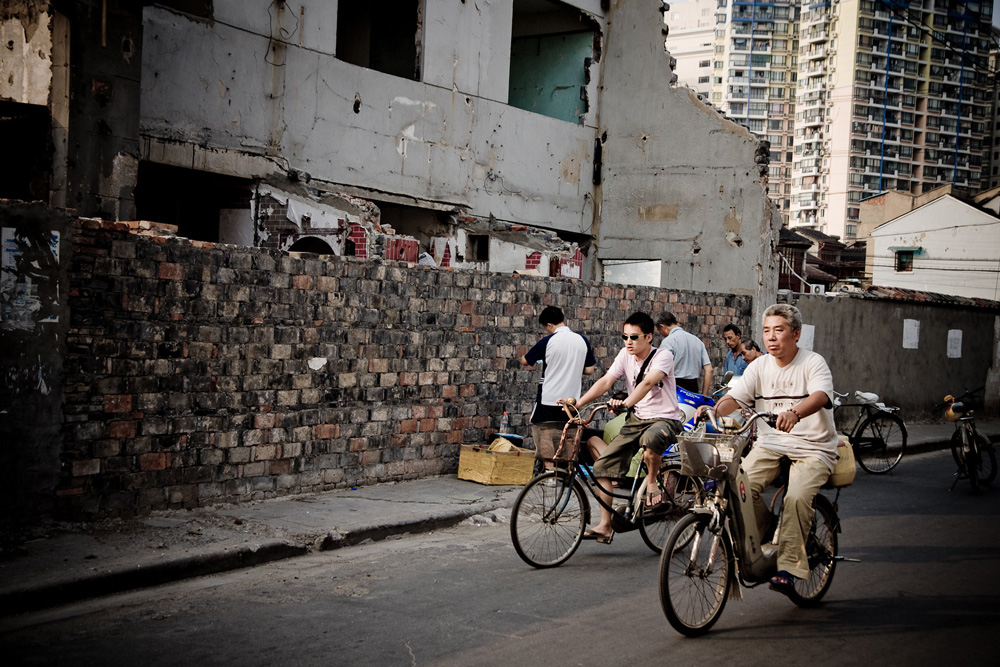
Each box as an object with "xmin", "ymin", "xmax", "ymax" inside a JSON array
[
  {"xmin": 833, "ymin": 390, "xmax": 907, "ymax": 474},
  {"xmin": 940, "ymin": 388, "xmax": 996, "ymax": 494},
  {"xmin": 510, "ymin": 400, "xmax": 700, "ymax": 568},
  {"xmin": 657, "ymin": 410, "xmax": 854, "ymax": 637}
]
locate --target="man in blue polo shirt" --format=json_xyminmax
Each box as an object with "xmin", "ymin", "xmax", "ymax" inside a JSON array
[
  {"xmin": 520, "ymin": 306, "xmax": 596, "ymax": 468},
  {"xmin": 723, "ymin": 323, "xmax": 749, "ymax": 376}
]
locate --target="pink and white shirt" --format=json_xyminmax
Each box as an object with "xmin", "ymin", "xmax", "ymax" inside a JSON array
[{"xmin": 606, "ymin": 348, "xmax": 684, "ymax": 421}]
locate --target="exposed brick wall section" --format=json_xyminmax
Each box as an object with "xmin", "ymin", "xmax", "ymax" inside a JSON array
[
  {"xmin": 347, "ymin": 223, "xmax": 369, "ymax": 258},
  {"xmin": 384, "ymin": 236, "xmax": 419, "ymax": 263},
  {"xmin": 551, "ymin": 249, "xmax": 583, "ymax": 279},
  {"xmin": 255, "ymin": 195, "xmax": 290, "ymax": 252},
  {"xmin": 526, "ymin": 251, "xmax": 542, "ymax": 271},
  {"xmin": 58, "ymin": 220, "xmax": 751, "ymax": 520}
]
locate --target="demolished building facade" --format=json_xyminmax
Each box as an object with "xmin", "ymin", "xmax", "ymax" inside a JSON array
[{"xmin": 3, "ymin": 0, "xmax": 780, "ymax": 308}]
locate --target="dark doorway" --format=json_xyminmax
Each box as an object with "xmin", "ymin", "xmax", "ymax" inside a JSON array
[
  {"xmin": 134, "ymin": 162, "xmax": 253, "ymax": 243},
  {"xmin": 0, "ymin": 102, "xmax": 51, "ymax": 203}
]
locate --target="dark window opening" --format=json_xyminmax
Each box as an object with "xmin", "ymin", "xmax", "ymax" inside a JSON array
[
  {"xmin": 288, "ymin": 237, "xmax": 335, "ymax": 254},
  {"xmin": 468, "ymin": 234, "xmax": 490, "ymax": 262},
  {"xmin": 894, "ymin": 250, "xmax": 914, "ymax": 272},
  {"xmin": 509, "ymin": 0, "xmax": 598, "ymax": 123},
  {"xmin": 369, "ymin": 199, "xmax": 453, "ymax": 246},
  {"xmin": 134, "ymin": 162, "xmax": 253, "ymax": 243},
  {"xmin": 337, "ymin": 0, "xmax": 420, "ymax": 80},
  {"xmin": 0, "ymin": 101, "xmax": 51, "ymax": 202}
]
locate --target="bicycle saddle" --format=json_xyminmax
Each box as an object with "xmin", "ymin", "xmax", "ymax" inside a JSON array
[{"xmin": 855, "ymin": 391, "xmax": 879, "ymax": 404}]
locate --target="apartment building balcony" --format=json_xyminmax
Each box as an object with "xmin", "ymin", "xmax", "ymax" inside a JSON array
[
  {"xmin": 803, "ymin": 12, "xmax": 830, "ymax": 28},
  {"xmin": 803, "ymin": 48, "xmax": 826, "ymax": 61}
]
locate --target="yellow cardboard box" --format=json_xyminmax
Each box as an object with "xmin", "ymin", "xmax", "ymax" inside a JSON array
[{"xmin": 457, "ymin": 438, "xmax": 534, "ymax": 485}]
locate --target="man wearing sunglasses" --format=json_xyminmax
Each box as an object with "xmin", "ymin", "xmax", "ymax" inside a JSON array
[{"xmin": 563, "ymin": 312, "xmax": 685, "ymax": 543}]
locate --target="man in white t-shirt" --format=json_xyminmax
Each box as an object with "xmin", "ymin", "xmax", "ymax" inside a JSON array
[
  {"xmin": 703, "ymin": 303, "xmax": 838, "ymax": 595},
  {"xmin": 520, "ymin": 306, "xmax": 596, "ymax": 468},
  {"xmin": 562, "ymin": 312, "xmax": 685, "ymax": 543}
]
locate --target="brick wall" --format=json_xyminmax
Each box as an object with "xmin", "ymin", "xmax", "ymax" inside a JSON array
[{"xmin": 54, "ymin": 219, "xmax": 752, "ymax": 519}]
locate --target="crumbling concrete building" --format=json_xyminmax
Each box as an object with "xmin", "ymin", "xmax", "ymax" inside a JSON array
[{"xmin": 3, "ymin": 0, "xmax": 780, "ymax": 307}]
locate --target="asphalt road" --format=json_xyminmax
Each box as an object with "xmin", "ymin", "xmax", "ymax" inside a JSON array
[{"xmin": 3, "ymin": 448, "xmax": 999, "ymax": 667}]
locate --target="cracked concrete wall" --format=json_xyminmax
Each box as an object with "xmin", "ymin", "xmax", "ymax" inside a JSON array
[
  {"xmin": 139, "ymin": 0, "xmax": 598, "ymax": 238},
  {"xmin": 0, "ymin": 1, "xmax": 52, "ymax": 106},
  {"xmin": 596, "ymin": 0, "xmax": 781, "ymax": 324}
]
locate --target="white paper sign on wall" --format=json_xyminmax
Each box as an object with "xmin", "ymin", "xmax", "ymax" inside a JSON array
[
  {"xmin": 903, "ymin": 319, "xmax": 920, "ymax": 349},
  {"xmin": 947, "ymin": 329, "xmax": 962, "ymax": 359}
]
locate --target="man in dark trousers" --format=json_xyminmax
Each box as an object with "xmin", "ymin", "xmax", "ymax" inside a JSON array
[{"xmin": 520, "ymin": 306, "xmax": 596, "ymax": 468}]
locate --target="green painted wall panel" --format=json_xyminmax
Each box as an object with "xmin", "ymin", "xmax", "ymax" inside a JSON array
[{"xmin": 508, "ymin": 31, "xmax": 591, "ymax": 123}]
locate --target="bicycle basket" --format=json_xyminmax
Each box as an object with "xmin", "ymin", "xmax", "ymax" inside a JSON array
[{"xmin": 677, "ymin": 432, "xmax": 747, "ymax": 481}]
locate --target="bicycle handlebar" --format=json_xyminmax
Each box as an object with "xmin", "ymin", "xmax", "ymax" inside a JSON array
[
  {"xmin": 697, "ymin": 408, "xmax": 777, "ymax": 434},
  {"xmin": 933, "ymin": 386, "xmax": 985, "ymax": 414},
  {"xmin": 559, "ymin": 398, "xmax": 621, "ymax": 426}
]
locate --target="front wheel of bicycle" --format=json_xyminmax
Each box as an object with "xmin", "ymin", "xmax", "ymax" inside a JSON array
[
  {"xmin": 658, "ymin": 513, "xmax": 732, "ymax": 637},
  {"xmin": 510, "ymin": 471, "xmax": 587, "ymax": 568},
  {"xmin": 853, "ymin": 412, "xmax": 906, "ymax": 474},
  {"xmin": 974, "ymin": 435, "xmax": 997, "ymax": 486},
  {"xmin": 639, "ymin": 465, "xmax": 700, "ymax": 554},
  {"xmin": 787, "ymin": 494, "xmax": 839, "ymax": 607}
]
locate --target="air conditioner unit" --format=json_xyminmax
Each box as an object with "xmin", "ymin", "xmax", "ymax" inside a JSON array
[{"xmin": 809, "ymin": 284, "xmax": 826, "ymax": 295}]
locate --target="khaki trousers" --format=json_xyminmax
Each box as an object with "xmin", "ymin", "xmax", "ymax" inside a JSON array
[
  {"xmin": 742, "ymin": 446, "xmax": 830, "ymax": 580},
  {"xmin": 531, "ymin": 422, "xmax": 565, "ymax": 461}
]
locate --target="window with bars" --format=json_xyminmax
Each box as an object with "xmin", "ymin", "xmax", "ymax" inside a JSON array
[{"xmin": 894, "ymin": 251, "xmax": 914, "ymax": 272}]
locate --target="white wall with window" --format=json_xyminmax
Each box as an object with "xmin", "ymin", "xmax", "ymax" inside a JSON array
[{"xmin": 869, "ymin": 194, "xmax": 1000, "ymax": 301}]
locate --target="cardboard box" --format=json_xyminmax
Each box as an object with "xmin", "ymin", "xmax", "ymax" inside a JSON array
[{"xmin": 457, "ymin": 438, "xmax": 534, "ymax": 485}]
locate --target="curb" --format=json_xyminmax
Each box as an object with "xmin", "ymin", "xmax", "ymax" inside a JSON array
[
  {"xmin": 0, "ymin": 540, "xmax": 306, "ymax": 617},
  {"xmin": 0, "ymin": 499, "xmax": 510, "ymax": 616},
  {"xmin": 318, "ymin": 505, "xmax": 505, "ymax": 551},
  {"xmin": 906, "ymin": 439, "xmax": 954, "ymax": 456}
]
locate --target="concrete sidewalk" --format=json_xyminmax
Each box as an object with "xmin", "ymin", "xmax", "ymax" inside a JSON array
[{"xmin": 2, "ymin": 418, "xmax": 996, "ymax": 617}]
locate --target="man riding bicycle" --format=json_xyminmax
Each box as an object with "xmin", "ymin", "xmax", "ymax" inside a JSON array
[
  {"xmin": 562, "ymin": 312, "xmax": 685, "ymax": 544},
  {"xmin": 700, "ymin": 304, "xmax": 838, "ymax": 594}
]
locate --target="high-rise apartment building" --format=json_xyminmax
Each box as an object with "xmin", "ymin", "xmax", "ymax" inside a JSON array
[
  {"xmin": 665, "ymin": 0, "xmax": 717, "ymax": 99},
  {"xmin": 715, "ymin": 1, "xmax": 801, "ymax": 224},
  {"xmin": 668, "ymin": 0, "xmax": 801, "ymax": 222},
  {"xmin": 803, "ymin": 0, "xmax": 993, "ymax": 240},
  {"xmin": 670, "ymin": 0, "xmax": 995, "ymax": 240}
]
